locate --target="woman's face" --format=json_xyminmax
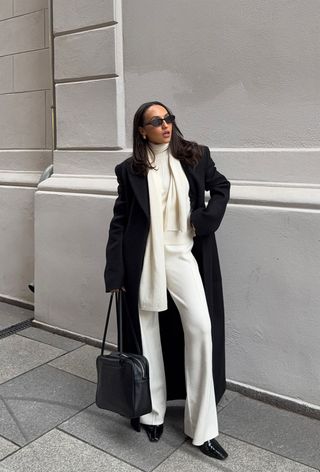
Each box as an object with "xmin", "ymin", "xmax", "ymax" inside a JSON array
[{"xmin": 139, "ymin": 105, "xmax": 173, "ymax": 145}]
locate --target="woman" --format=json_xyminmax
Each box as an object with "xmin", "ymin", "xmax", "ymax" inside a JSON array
[{"xmin": 104, "ymin": 101, "xmax": 230, "ymax": 460}]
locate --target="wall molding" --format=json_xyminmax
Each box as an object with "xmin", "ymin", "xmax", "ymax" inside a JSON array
[
  {"xmin": 52, "ymin": 148, "xmax": 320, "ymax": 185},
  {"xmin": 0, "ymin": 171, "xmax": 42, "ymax": 186},
  {"xmin": 0, "ymin": 295, "xmax": 34, "ymax": 310},
  {"xmin": 227, "ymin": 379, "xmax": 320, "ymax": 421},
  {"xmin": 37, "ymin": 173, "xmax": 320, "ymax": 210}
]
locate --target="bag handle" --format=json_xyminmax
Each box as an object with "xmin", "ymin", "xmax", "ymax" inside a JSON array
[{"xmin": 100, "ymin": 290, "xmax": 141, "ymax": 356}]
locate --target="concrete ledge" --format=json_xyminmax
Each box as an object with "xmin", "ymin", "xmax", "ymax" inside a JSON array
[
  {"xmin": 0, "ymin": 296, "xmax": 34, "ymax": 311},
  {"xmin": 230, "ymin": 183, "xmax": 320, "ymax": 209},
  {"xmin": 53, "ymin": 149, "xmax": 320, "ymax": 186},
  {"xmin": 38, "ymin": 174, "xmax": 320, "ymax": 209},
  {"xmin": 227, "ymin": 379, "xmax": 320, "ymax": 421},
  {"xmin": 38, "ymin": 175, "xmax": 117, "ymax": 194},
  {"xmin": 214, "ymin": 149, "xmax": 320, "ymax": 185},
  {"xmin": 0, "ymin": 149, "xmax": 52, "ymax": 171},
  {"xmin": 53, "ymin": 149, "xmax": 130, "ymax": 175},
  {"xmin": 0, "ymin": 171, "xmax": 42, "ymax": 187},
  {"xmin": 32, "ymin": 319, "xmax": 116, "ymax": 350}
]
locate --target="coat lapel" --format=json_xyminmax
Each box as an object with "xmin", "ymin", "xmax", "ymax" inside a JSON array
[
  {"xmin": 127, "ymin": 161, "xmax": 150, "ymax": 221},
  {"xmin": 180, "ymin": 160, "xmax": 201, "ymax": 210}
]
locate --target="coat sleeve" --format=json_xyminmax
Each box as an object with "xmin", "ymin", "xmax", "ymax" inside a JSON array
[
  {"xmin": 104, "ymin": 164, "xmax": 128, "ymax": 292},
  {"xmin": 190, "ymin": 146, "xmax": 231, "ymax": 236}
]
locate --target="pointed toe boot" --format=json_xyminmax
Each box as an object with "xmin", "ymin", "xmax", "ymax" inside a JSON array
[
  {"xmin": 199, "ymin": 438, "xmax": 228, "ymax": 460},
  {"xmin": 141, "ymin": 423, "xmax": 164, "ymax": 442}
]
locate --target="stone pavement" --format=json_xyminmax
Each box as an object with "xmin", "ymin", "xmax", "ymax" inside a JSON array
[{"xmin": 0, "ymin": 308, "xmax": 319, "ymax": 471}]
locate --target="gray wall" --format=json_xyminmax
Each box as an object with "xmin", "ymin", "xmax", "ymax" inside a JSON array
[
  {"xmin": 123, "ymin": 0, "xmax": 320, "ymax": 148},
  {"xmin": 120, "ymin": 0, "xmax": 320, "ymax": 407},
  {"xmin": 35, "ymin": 0, "xmax": 124, "ymax": 343},
  {"xmin": 0, "ymin": 0, "xmax": 52, "ymax": 305},
  {"xmin": 34, "ymin": 1, "xmax": 320, "ymax": 409}
]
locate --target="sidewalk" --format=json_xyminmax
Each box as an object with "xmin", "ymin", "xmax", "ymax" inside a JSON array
[{"xmin": 0, "ymin": 305, "xmax": 319, "ymax": 472}]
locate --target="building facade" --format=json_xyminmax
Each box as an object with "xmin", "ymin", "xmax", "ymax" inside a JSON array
[{"xmin": 1, "ymin": 0, "xmax": 319, "ymax": 412}]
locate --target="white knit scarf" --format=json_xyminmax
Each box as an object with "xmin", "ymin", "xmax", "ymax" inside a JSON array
[{"xmin": 138, "ymin": 143, "xmax": 191, "ymax": 312}]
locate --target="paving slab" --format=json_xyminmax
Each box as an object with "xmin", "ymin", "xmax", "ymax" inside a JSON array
[
  {"xmin": 59, "ymin": 402, "xmax": 186, "ymax": 472},
  {"xmin": 153, "ymin": 433, "xmax": 317, "ymax": 472},
  {"xmin": 17, "ymin": 327, "xmax": 84, "ymax": 352},
  {"xmin": 0, "ymin": 364, "xmax": 96, "ymax": 446},
  {"xmin": 217, "ymin": 389, "xmax": 239, "ymax": 412},
  {"xmin": 0, "ymin": 436, "xmax": 19, "ymax": 461},
  {"xmin": 0, "ymin": 428, "xmax": 140, "ymax": 472},
  {"xmin": 49, "ymin": 344, "xmax": 102, "ymax": 383},
  {"xmin": 218, "ymin": 394, "xmax": 320, "ymax": 470},
  {"xmin": 0, "ymin": 303, "xmax": 33, "ymax": 331},
  {"xmin": 0, "ymin": 335, "xmax": 65, "ymax": 385}
]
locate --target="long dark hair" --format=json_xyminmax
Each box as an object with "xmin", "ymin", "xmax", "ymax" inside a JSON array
[{"xmin": 131, "ymin": 101, "xmax": 203, "ymax": 176}]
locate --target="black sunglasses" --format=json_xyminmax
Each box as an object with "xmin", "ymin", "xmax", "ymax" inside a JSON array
[{"xmin": 144, "ymin": 114, "xmax": 175, "ymax": 127}]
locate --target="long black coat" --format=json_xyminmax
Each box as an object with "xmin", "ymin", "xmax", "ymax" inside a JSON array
[{"xmin": 104, "ymin": 145, "xmax": 231, "ymax": 407}]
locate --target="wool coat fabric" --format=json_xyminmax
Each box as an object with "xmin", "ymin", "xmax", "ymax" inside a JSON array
[{"xmin": 104, "ymin": 145, "xmax": 231, "ymax": 407}]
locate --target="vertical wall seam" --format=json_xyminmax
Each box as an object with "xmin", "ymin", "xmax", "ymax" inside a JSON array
[
  {"xmin": 43, "ymin": 7, "xmax": 46, "ymax": 47},
  {"xmin": 11, "ymin": 54, "xmax": 14, "ymax": 92},
  {"xmin": 114, "ymin": 0, "xmax": 126, "ymax": 149},
  {"xmin": 48, "ymin": 0, "xmax": 56, "ymax": 152}
]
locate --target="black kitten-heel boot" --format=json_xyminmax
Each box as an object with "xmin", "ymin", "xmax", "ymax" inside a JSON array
[
  {"xmin": 199, "ymin": 438, "xmax": 228, "ymax": 460},
  {"xmin": 130, "ymin": 418, "xmax": 141, "ymax": 432},
  {"xmin": 141, "ymin": 423, "xmax": 164, "ymax": 442}
]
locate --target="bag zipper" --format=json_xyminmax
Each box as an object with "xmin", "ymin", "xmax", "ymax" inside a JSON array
[{"xmin": 121, "ymin": 353, "xmax": 146, "ymax": 378}]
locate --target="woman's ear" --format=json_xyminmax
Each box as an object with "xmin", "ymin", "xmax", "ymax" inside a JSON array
[{"xmin": 138, "ymin": 126, "xmax": 146, "ymax": 140}]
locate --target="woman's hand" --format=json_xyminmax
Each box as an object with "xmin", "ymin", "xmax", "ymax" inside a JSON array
[{"xmin": 111, "ymin": 286, "xmax": 126, "ymax": 293}]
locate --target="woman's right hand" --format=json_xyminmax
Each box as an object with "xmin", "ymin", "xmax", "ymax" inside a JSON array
[{"xmin": 111, "ymin": 286, "xmax": 126, "ymax": 293}]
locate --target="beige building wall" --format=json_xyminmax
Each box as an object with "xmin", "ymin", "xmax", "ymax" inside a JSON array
[
  {"xmin": 17, "ymin": 0, "xmax": 320, "ymax": 410},
  {"xmin": 118, "ymin": 0, "xmax": 320, "ymax": 409},
  {"xmin": 0, "ymin": 0, "xmax": 52, "ymax": 306},
  {"xmin": 35, "ymin": 0, "xmax": 125, "ymax": 345}
]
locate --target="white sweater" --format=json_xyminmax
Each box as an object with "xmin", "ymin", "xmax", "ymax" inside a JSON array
[{"xmin": 138, "ymin": 142, "xmax": 194, "ymax": 312}]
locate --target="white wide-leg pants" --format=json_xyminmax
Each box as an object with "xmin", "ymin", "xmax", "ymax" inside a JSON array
[{"xmin": 138, "ymin": 240, "xmax": 219, "ymax": 446}]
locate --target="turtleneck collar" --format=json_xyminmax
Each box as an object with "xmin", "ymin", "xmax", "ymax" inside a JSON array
[{"xmin": 148, "ymin": 141, "xmax": 170, "ymax": 154}]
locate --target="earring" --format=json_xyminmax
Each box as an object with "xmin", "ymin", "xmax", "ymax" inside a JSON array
[{"xmin": 143, "ymin": 135, "xmax": 147, "ymax": 140}]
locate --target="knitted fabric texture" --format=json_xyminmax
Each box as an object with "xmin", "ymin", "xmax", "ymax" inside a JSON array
[{"xmin": 138, "ymin": 142, "xmax": 194, "ymax": 312}]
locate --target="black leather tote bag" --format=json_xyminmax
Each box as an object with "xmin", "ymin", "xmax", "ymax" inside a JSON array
[{"xmin": 96, "ymin": 290, "xmax": 152, "ymax": 418}]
